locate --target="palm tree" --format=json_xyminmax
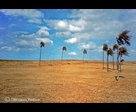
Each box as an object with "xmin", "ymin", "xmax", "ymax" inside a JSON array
[
  {"xmin": 102, "ymin": 43, "xmax": 108, "ymax": 69},
  {"xmin": 116, "ymin": 30, "xmax": 131, "ymax": 80},
  {"xmin": 61, "ymin": 46, "xmax": 67, "ymax": 64},
  {"xmin": 118, "ymin": 46, "xmax": 129, "ymax": 72},
  {"xmin": 39, "ymin": 41, "xmax": 45, "ymax": 66},
  {"xmin": 107, "ymin": 48, "xmax": 113, "ymax": 72},
  {"xmin": 83, "ymin": 49, "xmax": 87, "ymax": 63}
]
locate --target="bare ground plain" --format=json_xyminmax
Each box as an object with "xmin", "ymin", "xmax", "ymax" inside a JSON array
[{"xmin": 0, "ymin": 59, "xmax": 136, "ymax": 103}]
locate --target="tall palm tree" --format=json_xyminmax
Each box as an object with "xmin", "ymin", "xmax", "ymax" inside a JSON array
[
  {"xmin": 83, "ymin": 49, "xmax": 87, "ymax": 63},
  {"xmin": 39, "ymin": 41, "xmax": 45, "ymax": 66},
  {"xmin": 107, "ymin": 48, "xmax": 113, "ymax": 72},
  {"xmin": 116, "ymin": 30, "xmax": 131, "ymax": 80},
  {"xmin": 61, "ymin": 46, "xmax": 67, "ymax": 64},
  {"xmin": 102, "ymin": 43, "xmax": 108, "ymax": 69},
  {"xmin": 118, "ymin": 46, "xmax": 129, "ymax": 72}
]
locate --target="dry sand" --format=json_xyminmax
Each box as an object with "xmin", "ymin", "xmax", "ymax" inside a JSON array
[{"xmin": 0, "ymin": 60, "xmax": 136, "ymax": 103}]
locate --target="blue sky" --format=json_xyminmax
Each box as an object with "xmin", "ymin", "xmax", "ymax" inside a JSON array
[{"xmin": 0, "ymin": 9, "xmax": 136, "ymax": 61}]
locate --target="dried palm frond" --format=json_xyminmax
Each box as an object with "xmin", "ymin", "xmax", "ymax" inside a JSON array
[
  {"xmin": 40, "ymin": 41, "xmax": 45, "ymax": 47},
  {"xmin": 107, "ymin": 48, "xmax": 113, "ymax": 56},
  {"xmin": 62, "ymin": 46, "xmax": 67, "ymax": 51},
  {"xmin": 113, "ymin": 43, "xmax": 118, "ymax": 51},
  {"xmin": 103, "ymin": 43, "xmax": 108, "ymax": 51},
  {"xmin": 117, "ymin": 30, "xmax": 131, "ymax": 46},
  {"xmin": 119, "ymin": 46, "xmax": 129, "ymax": 57},
  {"xmin": 116, "ymin": 37, "xmax": 124, "ymax": 45},
  {"xmin": 83, "ymin": 49, "xmax": 87, "ymax": 54}
]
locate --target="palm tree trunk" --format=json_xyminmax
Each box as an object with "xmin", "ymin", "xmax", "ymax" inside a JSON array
[
  {"xmin": 83, "ymin": 54, "xmax": 84, "ymax": 63},
  {"xmin": 61, "ymin": 51, "xmax": 63, "ymax": 63},
  {"xmin": 116, "ymin": 47, "xmax": 120, "ymax": 80},
  {"xmin": 113, "ymin": 53, "xmax": 114, "ymax": 70},
  {"xmin": 61, "ymin": 51, "xmax": 63, "ymax": 64},
  {"xmin": 103, "ymin": 51, "xmax": 104, "ymax": 69},
  {"xmin": 107, "ymin": 53, "xmax": 109, "ymax": 72},
  {"xmin": 120, "ymin": 56, "xmax": 122, "ymax": 72},
  {"xmin": 39, "ymin": 47, "xmax": 42, "ymax": 66}
]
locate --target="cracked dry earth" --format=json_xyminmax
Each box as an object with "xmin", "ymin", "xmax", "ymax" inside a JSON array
[{"xmin": 0, "ymin": 60, "xmax": 136, "ymax": 103}]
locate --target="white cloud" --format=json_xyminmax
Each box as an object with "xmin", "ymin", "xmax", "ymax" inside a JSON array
[
  {"xmin": 44, "ymin": 19, "xmax": 85, "ymax": 32},
  {"xmin": 0, "ymin": 46, "xmax": 12, "ymax": 51},
  {"xmin": 68, "ymin": 52, "xmax": 77, "ymax": 56},
  {"xmin": 68, "ymin": 24, "xmax": 84, "ymax": 32},
  {"xmin": 36, "ymin": 27, "xmax": 50, "ymax": 37},
  {"xmin": 64, "ymin": 38, "xmax": 77, "ymax": 44},
  {"xmin": 36, "ymin": 38, "xmax": 53, "ymax": 46},
  {"xmin": 10, "ymin": 26, "xmax": 53, "ymax": 49},
  {"xmin": 56, "ymin": 31, "xmax": 71, "ymax": 37},
  {"xmin": 27, "ymin": 18, "xmax": 42, "ymax": 24},
  {"xmin": 78, "ymin": 42, "xmax": 96, "ymax": 50},
  {"xmin": 0, "ymin": 9, "xmax": 44, "ymax": 24},
  {"xmin": 45, "ymin": 9, "xmax": 134, "ymax": 43},
  {"xmin": 0, "ymin": 46, "xmax": 21, "ymax": 51},
  {"xmin": 58, "ymin": 20, "xmax": 68, "ymax": 28}
]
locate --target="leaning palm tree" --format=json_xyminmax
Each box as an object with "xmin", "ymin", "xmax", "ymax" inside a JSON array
[
  {"xmin": 107, "ymin": 48, "xmax": 113, "ymax": 72},
  {"xmin": 61, "ymin": 46, "xmax": 67, "ymax": 64},
  {"xmin": 83, "ymin": 49, "xmax": 87, "ymax": 63},
  {"xmin": 116, "ymin": 30, "xmax": 131, "ymax": 80},
  {"xmin": 118, "ymin": 46, "xmax": 129, "ymax": 72},
  {"xmin": 39, "ymin": 41, "xmax": 45, "ymax": 66},
  {"xmin": 102, "ymin": 43, "xmax": 108, "ymax": 69}
]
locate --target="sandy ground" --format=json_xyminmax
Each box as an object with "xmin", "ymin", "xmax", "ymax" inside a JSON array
[{"xmin": 0, "ymin": 59, "xmax": 136, "ymax": 103}]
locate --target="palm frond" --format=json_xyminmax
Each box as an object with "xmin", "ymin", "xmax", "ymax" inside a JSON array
[
  {"xmin": 40, "ymin": 41, "xmax": 45, "ymax": 47},
  {"xmin": 107, "ymin": 48, "xmax": 113, "ymax": 56},
  {"xmin": 83, "ymin": 49, "xmax": 87, "ymax": 54},
  {"xmin": 113, "ymin": 43, "xmax": 118, "ymax": 51},
  {"xmin": 118, "ymin": 30, "xmax": 131, "ymax": 46},
  {"xmin": 119, "ymin": 46, "xmax": 129, "ymax": 56},
  {"xmin": 103, "ymin": 43, "xmax": 108, "ymax": 51},
  {"xmin": 116, "ymin": 37, "xmax": 124, "ymax": 45},
  {"xmin": 62, "ymin": 46, "xmax": 67, "ymax": 51},
  {"xmin": 125, "ymin": 40, "xmax": 131, "ymax": 46}
]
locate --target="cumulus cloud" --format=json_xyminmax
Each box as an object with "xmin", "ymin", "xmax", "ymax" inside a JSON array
[
  {"xmin": 36, "ymin": 27, "xmax": 50, "ymax": 37},
  {"xmin": 44, "ymin": 19, "xmax": 85, "ymax": 32},
  {"xmin": 27, "ymin": 18, "xmax": 43, "ymax": 24},
  {"xmin": 68, "ymin": 52, "xmax": 77, "ymax": 55},
  {"xmin": 10, "ymin": 26, "xmax": 53, "ymax": 49},
  {"xmin": 44, "ymin": 9, "xmax": 133, "ymax": 44},
  {"xmin": 56, "ymin": 31, "xmax": 71, "ymax": 37},
  {"xmin": 64, "ymin": 38, "xmax": 77, "ymax": 44},
  {"xmin": 78, "ymin": 42, "xmax": 97, "ymax": 50},
  {"xmin": 57, "ymin": 20, "xmax": 68, "ymax": 30},
  {"xmin": 0, "ymin": 46, "xmax": 13, "ymax": 51},
  {"xmin": 0, "ymin": 9, "xmax": 44, "ymax": 24},
  {"xmin": 0, "ymin": 46, "xmax": 20, "ymax": 51}
]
